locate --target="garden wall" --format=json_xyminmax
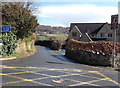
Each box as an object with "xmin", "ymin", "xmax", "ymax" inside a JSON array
[
  {"xmin": 15, "ymin": 39, "xmax": 35, "ymax": 54},
  {"xmin": 35, "ymin": 40, "xmax": 62, "ymax": 50},
  {"xmin": 65, "ymin": 39, "xmax": 120, "ymax": 67},
  {"xmin": 35, "ymin": 40, "xmax": 53, "ymax": 48}
]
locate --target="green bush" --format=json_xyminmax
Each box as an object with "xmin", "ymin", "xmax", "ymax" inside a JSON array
[
  {"xmin": 2, "ymin": 2, "xmax": 38, "ymax": 39},
  {"xmin": 2, "ymin": 32, "xmax": 17, "ymax": 57}
]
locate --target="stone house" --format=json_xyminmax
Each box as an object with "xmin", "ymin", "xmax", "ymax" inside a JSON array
[{"xmin": 68, "ymin": 22, "xmax": 114, "ymax": 42}]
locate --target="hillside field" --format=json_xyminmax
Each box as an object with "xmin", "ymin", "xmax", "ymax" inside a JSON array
[{"xmin": 39, "ymin": 34, "xmax": 68, "ymax": 42}]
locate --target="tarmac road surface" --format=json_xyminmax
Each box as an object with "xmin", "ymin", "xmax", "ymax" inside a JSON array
[{"xmin": 1, "ymin": 46, "xmax": 120, "ymax": 87}]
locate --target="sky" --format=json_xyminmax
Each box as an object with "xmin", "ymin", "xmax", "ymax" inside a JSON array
[{"xmin": 31, "ymin": 1, "xmax": 119, "ymax": 27}]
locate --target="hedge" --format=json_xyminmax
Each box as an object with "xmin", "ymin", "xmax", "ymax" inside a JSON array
[{"xmin": 68, "ymin": 39, "xmax": 120, "ymax": 55}]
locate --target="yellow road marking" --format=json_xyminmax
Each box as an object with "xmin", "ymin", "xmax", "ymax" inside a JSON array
[
  {"xmin": 7, "ymin": 71, "xmax": 34, "ymax": 75},
  {"xmin": 1, "ymin": 66, "xmax": 28, "ymax": 69},
  {"xmin": 64, "ymin": 78, "xmax": 83, "ymax": 83},
  {"xmin": 58, "ymin": 70, "xmax": 104, "ymax": 80},
  {"xmin": 69, "ymin": 78, "xmax": 108, "ymax": 86},
  {"xmin": 2, "ymin": 74, "xmax": 34, "ymax": 85},
  {"xmin": 74, "ymin": 69, "xmax": 98, "ymax": 74},
  {"xmin": 1, "ymin": 65, "xmax": 120, "ymax": 86},
  {"xmin": 52, "ymin": 79, "xmax": 64, "ymax": 83},
  {"xmin": 0, "ymin": 73, "xmax": 8, "ymax": 75},
  {"xmin": 31, "ymin": 80, "xmax": 53, "ymax": 86},
  {"xmin": 0, "ymin": 65, "xmax": 98, "ymax": 73},
  {"xmin": 2, "ymin": 80, "xmax": 23, "ymax": 85},
  {"xmin": 7, "ymin": 74, "xmax": 31, "ymax": 81},
  {"xmin": 88, "ymin": 83, "xmax": 100, "ymax": 86},
  {"xmin": 97, "ymin": 71, "xmax": 120, "ymax": 86},
  {"xmin": 2, "ymin": 75, "xmax": 52, "ymax": 86},
  {"xmin": 78, "ymin": 74, "xmax": 104, "ymax": 80},
  {"xmin": 73, "ymin": 69, "xmax": 82, "ymax": 72},
  {"xmin": 23, "ymin": 79, "xmax": 33, "ymax": 82},
  {"xmin": 65, "ymin": 78, "xmax": 100, "ymax": 86},
  {"xmin": 88, "ymin": 71, "xmax": 98, "ymax": 73}
]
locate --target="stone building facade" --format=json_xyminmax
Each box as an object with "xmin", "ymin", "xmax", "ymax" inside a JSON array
[{"xmin": 68, "ymin": 22, "xmax": 114, "ymax": 43}]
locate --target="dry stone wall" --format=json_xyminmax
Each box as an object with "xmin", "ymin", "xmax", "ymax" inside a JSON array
[
  {"xmin": 65, "ymin": 49, "xmax": 113, "ymax": 66},
  {"xmin": 65, "ymin": 39, "xmax": 120, "ymax": 67},
  {"xmin": 15, "ymin": 39, "xmax": 35, "ymax": 54}
]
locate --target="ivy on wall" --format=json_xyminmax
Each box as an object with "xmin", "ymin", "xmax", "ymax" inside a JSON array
[{"xmin": 1, "ymin": 32, "xmax": 17, "ymax": 57}]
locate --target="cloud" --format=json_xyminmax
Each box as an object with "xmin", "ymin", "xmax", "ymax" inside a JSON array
[
  {"xmin": 34, "ymin": 4, "xmax": 118, "ymax": 26},
  {"xmin": 2, "ymin": 0, "xmax": 119, "ymax": 2},
  {"xmin": 48, "ymin": 23, "xmax": 66, "ymax": 27}
]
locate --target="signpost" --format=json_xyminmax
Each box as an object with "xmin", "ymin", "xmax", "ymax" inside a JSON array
[
  {"xmin": 0, "ymin": 25, "xmax": 11, "ymax": 57},
  {"xmin": 0, "ymin": 25, "xmax": 11, "ymax": 37},
  {"xmin": 1, "ymin": 25, "xmax": 11, "ymax": 32},
  {"xmin": 111, "ymin": 14, "xmax": 118, "ymax": 68}
]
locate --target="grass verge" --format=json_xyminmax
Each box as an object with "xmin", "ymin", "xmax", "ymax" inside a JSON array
[{"xmin": 1, "ymin": 47, "xmax": 37, "ymax": 59}]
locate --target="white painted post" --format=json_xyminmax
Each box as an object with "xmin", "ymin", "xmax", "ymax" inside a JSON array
[{"xmin": 113, "ymin": 29, "xmax": 116, "ymax": 68}]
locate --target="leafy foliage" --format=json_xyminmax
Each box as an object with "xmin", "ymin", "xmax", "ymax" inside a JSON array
[
  {"xmin": 2, "ymin": 32, "xmax": 17, "ymax": 56},
  {"xmin": 1, "ymin": 2, "xmax": 38, "ymax": 57},
  {"xmin": 2, "ymin": 2, "xmax": 38, "ymax": 39}
]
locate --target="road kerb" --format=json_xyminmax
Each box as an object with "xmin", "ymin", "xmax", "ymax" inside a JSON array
[{"xmin": 0, "ymin": 57, "xmax": 16, "ymax": 61}]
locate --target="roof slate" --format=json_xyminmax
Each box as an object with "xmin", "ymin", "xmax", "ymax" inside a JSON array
[{"xmin": 70, "ymin": 23, "xmax": 108, "ymax": 34}]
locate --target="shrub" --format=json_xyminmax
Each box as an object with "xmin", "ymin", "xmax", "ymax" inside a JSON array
[{"xmin": 2, "ymin": 32, "xmax": 17, "ymax": 57}]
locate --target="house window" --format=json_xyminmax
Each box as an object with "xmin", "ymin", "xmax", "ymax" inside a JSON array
[
  {"xmin": 72, "ymin": 32, "xmax": 77, "ymax": 37},
  {"xmin": 100, "ymin": 33, "xmax": 105, "ymax": 37},
  {"xmin": 108, "ymin": 33, "xmax": 112, "ymax": 37}
]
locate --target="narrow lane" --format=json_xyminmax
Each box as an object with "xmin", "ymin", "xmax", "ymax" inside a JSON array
[{"xmin": 1, "ymin": 46, "xmax": 120, "ymax": 87}]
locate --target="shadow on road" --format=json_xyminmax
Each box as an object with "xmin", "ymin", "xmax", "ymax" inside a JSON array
[
  {"xmin": 46, "ymin": 61, "xmax": 63, "ymax": 64},
  {"xmin": 51, "ymin": 55, "xmax": 79, "ymax": 64},
  {"xmin": 45, "ymin": 47, "xmax": 52, "ymax": 51}
]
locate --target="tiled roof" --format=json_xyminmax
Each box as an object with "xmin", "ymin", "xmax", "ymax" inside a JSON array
[
  {"xmin": 91, "ymin": 23, "xmax": 106, "ymax": 34},
  {"xmin": 70, "ymin": 23, "xmax": 108, "ymax": 34}
]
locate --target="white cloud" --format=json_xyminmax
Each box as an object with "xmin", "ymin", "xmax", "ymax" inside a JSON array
[
  {"xmin": 34, "ymin": 4, "xmax": 118, "ymax": 26},
  {"xmin": 2, "ymin": 0, "xmax": 119, "ymax": 2}
]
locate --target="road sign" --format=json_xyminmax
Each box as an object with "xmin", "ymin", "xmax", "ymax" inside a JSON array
[
  {"xmin": 1, "ymin": 25, "xmax": 11, "ymax": 32},
  {"xmin": 111, "ymin": 15, "xmax": 118, "ymax": 30},
  {"xmin": 111, "ymin": 14, "xmax": 118, "ymax": 68}
]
